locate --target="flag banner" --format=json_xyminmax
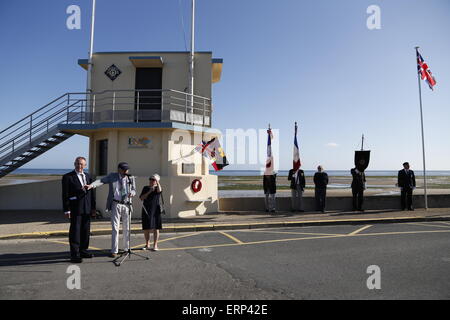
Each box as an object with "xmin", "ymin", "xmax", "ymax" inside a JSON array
[
  {"xmin": 264, "ymin": 128, "xmax": 274, "ymax": 175},
  {"xmin": 417, "ymin": 50, "xmax": 437, "ymax": 90},
  {"xmin": 195, "ymin": 138, "xmax": 229, "ymax": 171},
  {"xmin": 293, "ymin": 123, "xmax": 301, "ymax": 172},
  {"xmin": 354, "ymin": 151, "xmax": 370, "ymax": 172}
]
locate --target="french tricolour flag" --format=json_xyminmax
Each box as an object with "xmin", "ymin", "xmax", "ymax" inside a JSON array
[
  {"xmin": 264, "ymin": 128, "xmax": 274, "ymax": 175},
  {"xmin": 293, "ymin": 123, "xmax": 301, "ymax": 172}
]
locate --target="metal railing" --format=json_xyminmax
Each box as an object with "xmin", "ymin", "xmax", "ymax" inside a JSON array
[
  {"xmin": 88, "ymin": 89, "xmax": 211, "ymax": 126},
  {"xmin": 0, "ymin": 89, "xmax": 212, "ymax": 163}
]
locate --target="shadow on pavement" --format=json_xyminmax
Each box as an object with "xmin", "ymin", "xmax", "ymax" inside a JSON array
[
  {"xmin": 0, "ymin": 251, "xmax": 111, "ymax": 267},
  {"xmin": 0, "ymin": 211, "xmax": 67, "ymax": 225}
]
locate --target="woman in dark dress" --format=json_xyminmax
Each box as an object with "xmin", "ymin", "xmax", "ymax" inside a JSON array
[{"xmin": 140, "ymin": 174, "xmax": 163, "ymax": 251}]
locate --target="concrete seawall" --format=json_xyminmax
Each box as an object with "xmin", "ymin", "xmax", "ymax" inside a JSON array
[
  {"xmin": 1, "ymin": 180, "xmax": 450, "ymax": 213},
  {"xmin": 218, "ymin": 194, "xmax": 450, "ymax": 212},
  {"xmin": 0, "ymin": 180, "xmax": 62, "ymax": 210}
]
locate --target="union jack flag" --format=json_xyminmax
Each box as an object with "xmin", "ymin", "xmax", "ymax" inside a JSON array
[{"xmin": 417, "ymin": 50, "xmax": 437, "ymax": 90}]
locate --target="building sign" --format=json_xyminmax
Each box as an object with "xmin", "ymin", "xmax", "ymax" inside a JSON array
[
  {"xmin": 128, "ymin": 137, "xmax": 152, "ymax": 149},
  {"xmin": 105, "ymin": 64, "xmax": 122, "ymax": 81}
]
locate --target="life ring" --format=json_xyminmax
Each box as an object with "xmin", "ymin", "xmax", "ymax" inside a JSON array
[{"xmin": 191, "ymin": 179, "xmax": 202, "ymax": 193}]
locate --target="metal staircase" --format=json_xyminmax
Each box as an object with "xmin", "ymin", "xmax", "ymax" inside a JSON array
[{"xmin": 0, "ymin": 93, "xmax": 88, "ymax": 178}]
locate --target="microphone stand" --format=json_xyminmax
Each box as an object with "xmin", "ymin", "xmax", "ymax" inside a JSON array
[{"xmin": 114, "ymin": 174, "xmax": 149, "ymax": 267}]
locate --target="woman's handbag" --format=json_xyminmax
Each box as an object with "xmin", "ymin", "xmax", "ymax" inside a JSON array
[{"xmin": 159, "ymin": 191, "xmax": 166, "ymax": 215}]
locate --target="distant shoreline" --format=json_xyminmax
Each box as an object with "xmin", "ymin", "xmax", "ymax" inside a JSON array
[{"xmin": 8, "ymin": 168, "xmax": 450, "ymax": 177}]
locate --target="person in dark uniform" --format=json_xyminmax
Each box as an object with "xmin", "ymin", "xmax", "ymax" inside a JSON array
[
  {"xmin": 397, "ymin": 162, "xmax": 416, "ymax": 211},
  {"xmin": 263, "ymin": 174, "xmax": 277, "ymax": 213},
  {"xmin": 288, "ymin": 168, "xmax": 306, "ymax": 212},
  {"xmin": 140, "ymin": 174, "xmax": 163, "ymax": 251},
  {"xmin": 351, "ymin": 167, "xmax": 366, "ymax": 211},
  {"xmin": 62, "ymin": 157, "xmax": 96, "ymax": 263},
  {"xmin": 313, "ymin": 165, "xmax": 329, "ymax": 212}
]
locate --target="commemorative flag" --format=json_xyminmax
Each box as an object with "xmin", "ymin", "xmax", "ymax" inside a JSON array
[
  {"xmin": 195, "ymin": 138, "xmax": 229, "ymax": 171},
  {"xmin": 293, "ymin": 123, "xmax": 301, "ymax": 172},
  {"xmin": 264, "ymin": 128, "xmax": 274, "ymax": 175},
  {"xmin": 417, "ymin": 50, "xmax": 437, "ymax": 90}
]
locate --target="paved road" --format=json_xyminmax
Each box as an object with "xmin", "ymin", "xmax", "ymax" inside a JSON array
[{"xmin": 1, "ymin": 221, "xmax": 450, "ymax": 300}]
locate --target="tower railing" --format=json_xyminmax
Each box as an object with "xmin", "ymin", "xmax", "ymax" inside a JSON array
[{"xmin": 0, "ymin": 89, "xmax": 212, "ymax": 163}]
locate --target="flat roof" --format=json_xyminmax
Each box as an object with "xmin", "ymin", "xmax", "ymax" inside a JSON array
[
  {"xmin": 93, "ymin": 51, "xmax": 213, "ymax": 55},
  {"xmin": 58, "ymin": 122, "xmax": 220, "ymax": 136}
]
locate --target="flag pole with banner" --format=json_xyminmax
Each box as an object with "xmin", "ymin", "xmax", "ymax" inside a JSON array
[
  {"xmin": 264, "ymin": 125, "xmax": 274, "ymax": 175},
  {"xmin": 415, "ymin": 47, "xmax": 437, "ymax": 210},
  {"xmin": 293, "ymin": 122, "xmax": 301, "ymax": 173}
]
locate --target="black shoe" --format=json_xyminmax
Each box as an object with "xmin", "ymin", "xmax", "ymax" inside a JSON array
[
  {"xmin": 408, "ymin": 208, "xmax": 414, "ymax": 211},
  {"xmin": 70, "ymin": 257, "xmax": 83, "ymax": 263},
  {"xmin": 298, "ymin": 210, "xmax": 305, "ymax": 213},
  {"xmin": 81, "ymin": 253, "xmax": 94, "ymax": 258}
]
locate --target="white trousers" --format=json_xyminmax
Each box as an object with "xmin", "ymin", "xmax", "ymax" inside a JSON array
[
  {"xmin": 111, "ymin": 203, "xmax": 130, "ymax": 254},
  {"xmin": 264, "ymin": 194, "xmax": 276, "ymax": 211}
]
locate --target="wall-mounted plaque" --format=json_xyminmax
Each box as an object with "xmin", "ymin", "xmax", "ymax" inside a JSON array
[
  {"xmin": 128, "ymin": 137, "xmax": 151, "ymax": 149},
  {"xmin": 105, "ymin": 64, "xmax": 122, "ymax": 81}
]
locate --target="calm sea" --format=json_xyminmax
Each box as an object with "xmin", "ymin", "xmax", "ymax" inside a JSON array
[
  {"xmin": 212, "ymin": 170, "xmax": 450, "ymax": 177},
  {"xmin": 10, "ymin": 168, "xmax": 450, "ymax": 177}
]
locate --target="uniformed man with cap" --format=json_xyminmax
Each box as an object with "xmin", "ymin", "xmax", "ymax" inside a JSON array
[{"xmin": 87, "ymin": 162, "xmax": 136, "ymax": 257}]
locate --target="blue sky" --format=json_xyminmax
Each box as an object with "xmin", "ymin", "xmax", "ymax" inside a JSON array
[{"xmin": 0, "ymin": 0, "xmax": 449, "ymax": 170}]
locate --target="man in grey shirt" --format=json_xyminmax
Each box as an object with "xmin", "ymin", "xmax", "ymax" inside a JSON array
[{"xmin": 87, "ymin": 162, "xmax": 136, "ymax": 257}]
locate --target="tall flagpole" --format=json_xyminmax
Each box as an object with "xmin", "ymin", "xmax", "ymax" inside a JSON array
[
  {"xmin": 189, "ymin": 0, "xmax": 196, "ymax": 125},
  {"xmin": 87, "ymin": 0, "xmax": 96, "ymax": 94},
  {"xmin": 415, "ymin": 46, "xmax": 428, "ymax": 210}
]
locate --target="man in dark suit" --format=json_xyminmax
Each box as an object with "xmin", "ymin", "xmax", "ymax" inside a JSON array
[
  {"xmin": 351, "ymin": 167, "xmax": 366, "ymax": 211},
  {"xmin": 397, "ymin": 162, "xmax": 416, "ymax": 211},
  {"xmin": 62, "ymin": 156, "xmax": 96, "ymax": 263},
  {"xmin": 313, "ymin": 165, "xmax": 329, "ymax": 213},
  {"xmin": 288, "ymin": 168, "xmax": 306, "ymax": 212}
]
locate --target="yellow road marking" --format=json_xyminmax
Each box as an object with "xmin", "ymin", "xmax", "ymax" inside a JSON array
[
  {"xmin": 245, "ymin": 229, "xmax": 344, "ymax": 237},
  {"xmin": 407, "ymin": 222, "xmax": 450, "ymax": 229},
  {"xmin": 219, "ymin": 232, "xmax": 244, "ymax": 244},
  {"xmin": 46, "ymin": 239, "xmax": 103, "ymax": 251},
  {"xmin": 353, "ymin": 229, "xmax": 450, "ymax": 237},
  {"xmin": 158, "ymin": 234, "xmax": 348, "ymax": 251},
  {"xmin": 131, "ymin": 233, "xmax": 200, "ymax": 249},
  {"xmin": 2, "ymin": 229, "xmax": 450, "ymax": 262},
  {"xmin": 348, "ymin": 225, "xmax": 372, "ymax": 236},
  {"xmin": 0, "ymin": 216, "xmax": 439, "ymax": 240},
  {"xmin": 156, "ymin": 229, "xmax": 450, "ymax": 252}
]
